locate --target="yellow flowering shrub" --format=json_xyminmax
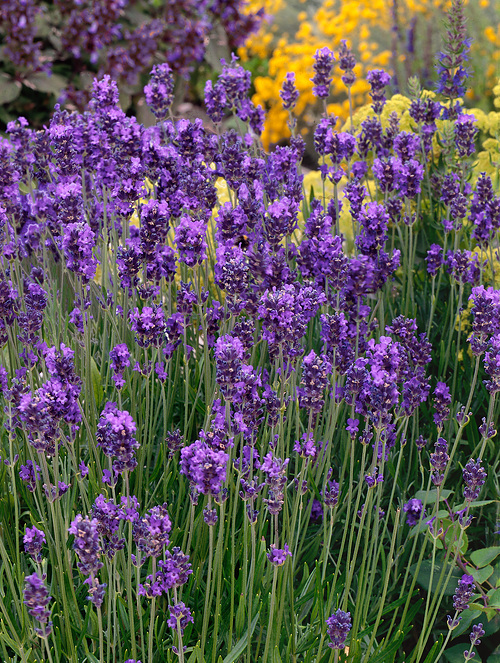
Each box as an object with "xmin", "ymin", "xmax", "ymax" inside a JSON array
[{"xmin": 239, "ymin": 0, "xmax": 500, "ymax": 149}]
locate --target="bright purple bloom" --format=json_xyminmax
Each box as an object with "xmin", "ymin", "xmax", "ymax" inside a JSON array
[
  {"xmin": 129, "ymin": 305, "xmax": 166, "ymax": 348},
  {"xmin": 403, "ymin": 498, "xmax": 424, "ymax": 526},
  {"xmin": 454, "ymin": 114, "xmax": 478, "ymax": 158},
  {"xmin": 483, "ymin": 334, "xmax": 500, "ymax": 393},
  {"xmin": 133, "ymin": 503, "xmax": 172, "ymax": 558},
  {"xmin": 175, "ymin": 215, "xmax": 207, "ymax": 267},
  {"xmin": 297, "ymin": 350, "xmax": 332, "ymax": 412},
  {"xmin": 167, "ymin": 602, "xmax": 193, "ymax": 634},
  {"xmin": 267, "ymin": 543, "xmax": 292, "ymax": 566},
  {"xmin": 430, "ymin": 437, "xmax": 449, "ymax": 486},
  {"xmin": 326, "ymin": 609, "xmax": 351, "ymax": 649},
  {"xmin": 19, "ymin": 460, "xmax": 41, "ymax": 492},
  {"xmin": 452, "ymin": 574, "xmax": 475, "ymax": 612},
  {"xmin": 280, "ymin": 72, "xmax": 299, "ymax": 111},
  {"xmin": 433, "ymin": 381, "xmax": 451, "ymax": 429},
  {"xmin": 366, "ymin": 69, "xmax": 391, "ymax": 114},
  {"xmin": 311, "ymin": 47, "xmax": 336, "ymax": 99},
  {"xmin": 426, "ymin": 244, "xmax": 443, "ymax": 276},
  {"xmin": 180, "ymin": 441, "xmax": 229, "ymax": 496},
  {"xmin": 24, "ymin": 526, "xmax": 46, "ymax": 563},
  {"xmin": 144, "ymin": 63, "xmax": 174, "ymax": 120},
  {"xmin": 96, "ymin": 402, "xmax": 139, "ymax": 474},
  {"xmin": 62, "ymin": 222, "xmax": 98, "ymax": 282}
]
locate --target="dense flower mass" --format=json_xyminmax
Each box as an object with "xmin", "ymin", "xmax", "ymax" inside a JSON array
[{"xmin": 1, "ymin": 4, "xmax": 499, "ymax": 660}]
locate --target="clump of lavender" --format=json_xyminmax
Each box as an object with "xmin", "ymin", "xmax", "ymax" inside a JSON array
[
  {"xmin": 403, "ymin": 498, "xmax": 425, "ymax": 526},
  {"xmin": 96, "ymin": 402, "xmax": 139, "ymax": 475},
  {"xmin": 326, "ymin": 609, "xmax": 352, "ymax": 649},
  {"xmin": 144, "ymin": 63, "xmax": 174, "ymax": 121},
  {"xmin": 463, "ymin": 458, "xmax": 486, "ymax": 502},
  {"xmin": 23, "ymin": 572, "xmax": 52, "ymax": 637}
]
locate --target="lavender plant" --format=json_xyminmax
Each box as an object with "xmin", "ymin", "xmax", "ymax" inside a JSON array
[{"xmin": 0, "ymin": 3, "xmax": 499, "ymax": 663}]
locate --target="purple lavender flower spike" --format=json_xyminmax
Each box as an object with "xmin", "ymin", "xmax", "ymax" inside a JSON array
[
  {"xmin": 403, "ymin": 498, "xmax": 424, "ymax": 526},
  {"xmin": 167, "ymin": 602, "xmax": 193, "ymax": 634},
  {"xmin": 96, "ymin": 402, "xmax": 139, "ymax": 475},
  {"xmin": 430, "ymin": 437, "xmax": 450, "ymax": 486},
  {"xmin": 426, "ymin": 244, "xmax": 443, "ymax": 276},
  {"xmin": 267, "ymin": 543, "xmax": 292, "ymax": 566},
  {"xmin": 180, "ymin": 441, "xmax": 229, "ymax": 496},
  {"xmin": 452, "ymin": 574, "xmax": 475, "ymax": 613},
  {"xmin": 62, "ymin": 222, "xmax": 98, "ymax": 282},
  {"xmin": 433, "ymin": 381, "xmax": 451, "ymax": 429},
  {"xmin": 312, "ymin": 47, "xmax": 336, "ymax": 99},
  {"xmin": 483, "ymin": 334, "xmax": 500, "ymax": 393},
  {"xmin": 338, "ymin": 40, "xmax": 356, "ymax": 87},
  {"xmin": 435, "ymin": 0, "xmax": 471, "ymax": 111},
  {"xmin": 144, "ymin": 63, "xmax": 174, "ymax": 121},
  {"xmin": 68, "ymin": 515, "xmax": 103, "ymax": 577},
  {"xmin": 464, "ymin": 623, "xmax": 485, "ymax": 660},
  {"xmin": 19, "ymin": 460, "xmax": 41, "ymax": 492},
  {"xmin": 366, "ymin": 69, "xmax": 391, "ymax": 114},
  {"xmin": 24, "ymin": 526, "xmax": 46, "ymax": 563},
  {"xmin": 326, "ymin": 609, "xmax": 352, "ymax": 649},
  {"xmin": 297, "ymin": 350, "xmax": 332, "ymax": 413},
  {"xmin": 133, "ymin": 503, "xmax": 172, "ymax": 558},
  {"xmin": 463, "ymin": 459, "xmax": 486, "ymax": 502},
  {"xmin": 280, "ymin": 72, "xmax": 300, "ymax": 111},
  {"xmin": 23, "ymin": 572, "xmax": 52, "ymax": 637}
]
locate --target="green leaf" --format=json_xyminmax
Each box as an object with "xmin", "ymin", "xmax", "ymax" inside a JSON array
[
  {"xmin": 222, "ymin": 613, "xmax": 259, "ymax": 663},
  {"xmin": 470, "ymin": 547, "xmax": 500, "ymax": 568},
  {"xmin": 0, "ymin": 74, "xmax": 22, "ymax": 104},
  {"xmin": 235, "ymin": 593, "xmax": 246, "ymax": 638},
  {"xmin": 415, "ymin": 488, "xmax": 452, "ymax": 503},
  {"xmin": 24, "ymin": 72, "xmax": 67, "ymax": 95},
  {"xmin": 466, "ymin": 565, "xmax": 493, "ymax": 584},
  {"xmin": 90, "ymin": 356, "xmax": 103, "ymax": 406},
  {"xmin": 487, "ymin": 587, "xmax": 500, "ymax": 608},
  {"xmin": 409, "ymin": 560, "xmax": 463, "ymax": 595},
  {"xmin": 420, "ymin": 635, "xmax": 443, "ymax": 663}
]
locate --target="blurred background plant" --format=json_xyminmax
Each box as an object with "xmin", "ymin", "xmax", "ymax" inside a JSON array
[
  {"xmin": 239, "ymin": 0, "xmax": 500, "ymax": 151},
  {"xmin": 0, "ymin": 0, "xmax": 263, "ymax": 129}
]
